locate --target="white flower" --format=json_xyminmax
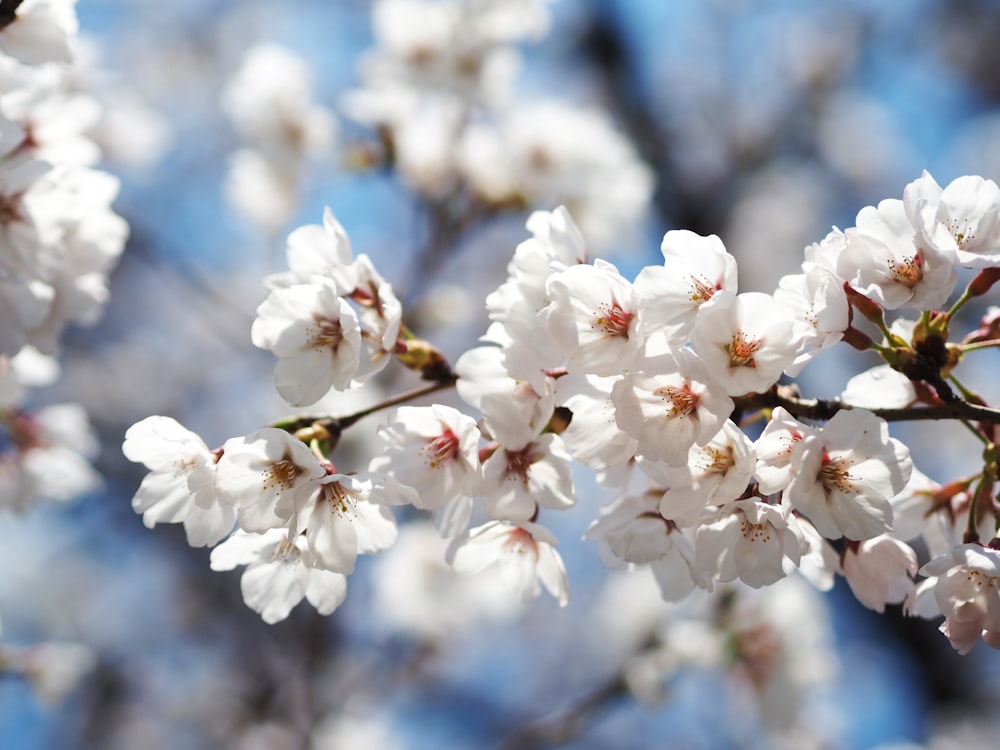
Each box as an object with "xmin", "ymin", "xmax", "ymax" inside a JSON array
[
  {"xmin": 904, "ymin": 171, "xmax": 1000, "ymax": 268},
  {"xmin": 695, "ymin": 500, "xmax": 805, "ymax": 588},
  {"xmin": 293, "ymin": 473, "xmax": 399, "ymax": 574},
  {"xmin": 122, "ymin": 416, "xmax": 234, "ymax": 547},
  {"xmin": 841, "ymin": 364, "xmax": 916, "ymax": 409},
  {"xmin": 633, "ymin": 229, "xmax": 738, "ymax": 340},
  {"xmin": 611, "ymin": 348, "xmax": 732, "ymax": 467},
  {"xmin": 0, "ymin": 0, "xmax": 78, "ymax": 66},
  {"xmin": 841, "ymin": 535, "xmax": 917, "ymax": 613},
  {"xmin": 640, "ymin": 420, "xmax": 756, "ymax": 526},
  {"xmin": 772, "ymin": 266, "xmax": 849, "ymax": 375},
  {"xmin": 210, "ymin": 529, "xmax": 348, "ymax": 624},
  {"xmin": 554, "ymin": 373, "xmax": 637, "ymax": 472},
  {"xmin": 785, "ymin": 408, "xmax": 911, "ymax": 540},
  {"xmin": 920, "ymin": 543, "xmax": 1000, "ymax": 654},
  {"xmin": 689, "ymin": 291, "xmax": 797, "ymax": 396},
  {"xmin": 753, "ymin": 407, "xmax": 813, "ymax": 495},
  {"xmin": 269, "ymin": 207, "xmax": 356, "ymax": 291},
  {"xmin": 546, "ymin": 259, "xmax": 644, "ymax": 376},
  {"xmin": 369, "ymin": 404, "xmax": 481, "ymax": 537},
  {"xmin": 480, "ymin": 433, "xmax": 575, "ymax": 523},
  {"xmin": 447, "ymin": 520, "xmax": 569, "ymax": 606},
  {"xmin": 251, "ymin": 278, "xmax": 362, "ymax": 407},
  {"xmin": 839, "ymin": 198, "xmax": 956, "ymax": 310},
  {"xmin": 215, "ymin": 428, "xmax": 326, "ymax": 533}
]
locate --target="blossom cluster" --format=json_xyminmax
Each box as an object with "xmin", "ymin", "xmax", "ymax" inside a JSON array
[
  {"xmin": 0, "ymin": 0, "xmax": 127, "ymax": 703},
  {"xmin": 124, "ymin": 166, "xmax": 1000, "ymax": 657}
]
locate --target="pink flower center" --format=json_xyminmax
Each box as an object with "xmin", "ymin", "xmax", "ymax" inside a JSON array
[
  {"xmin": 263, "ymin": 456, "xmax": 302, "ymax": 491},
  {"xmin": 689, "ymin": 274, "xmax": 720, "ymax": 304},
  {"xmin": 311, "ymin": 316, "xmax": 344, "ymax": 350},
  {"xmin": 502, "ymin": 526, "xmax": 540, "ymax": 560},
  {"xmin": 728, "ymin": 331, "xmax": 761, "ymax": 367},
  {"xmin": 594, "ymin": 300, "xmax": 634, "ymax": 338},
  {"xmin": 503, "ymin": 444, "xmax": 541, "ymax": 487},
  {"xmin": 888, "ymin": 254, "xmax": 922, "ymax": 287},
  {"xmin": 654, "ymin": 383, "xmax": 699, "ymax": 418},
  {"xmin": 423, "ymin": 427, "xmax": 460, "ymax": 469},
  {"xmin": 819, "ymin": 452, "xmax": 856, "ymax": 494}
]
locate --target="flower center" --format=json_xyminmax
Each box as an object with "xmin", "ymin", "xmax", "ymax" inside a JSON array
[
  {"xmin": 946, "ymin": 218, "xmax": 975, "ymax": 247},
  {"xmin": 728, "ymin": 331, "xmax": 761, "ymax": 367},
  {"xmin": 594, "ymin": 300, "xmax": 633, "ymax": 338},
  {"xmin": 654, "ymin": 384, "xmax": 699, "ymax": 419},
  {"xmin": 423, "ymin": 427, "xmax": 460, "ymax": 469},
  {"xmin": 311, "ymin": 316, "xmax": 344, "ymax": 350},
  {"xmin": 271, "ymin": 536, "xmax": 302, "ymax": 563},
  {"xmin": 502, "ymin": 526, "xmax": 539, "ymax": 560},
  {"xmin": 322, "ymin": 480, "xmax": 356, "ymax": 517},
  {"xmin": 887, "ymin": 254, "xmax": 922, "ymax": 287},
  {"xmin": 819, "ymin": 453, "xmax": 857, "ymax": 494},
  {"xmin": 689, "ymin": 274, "xmax": 720, "ymax": 304},
  {"xmin": 503, "ymin": 444, "xmax": 541, "ymax": 487},
  {"xmin": 740, "ymin": 519, "xmax": 772, "ymax": 543},
  {"xmin": 696, "ymin": 444, "xmax": 734, "ymax": 475},
  {"xmin": 263, "ymin": 457, "xmax": 302, "ymax": 491}
]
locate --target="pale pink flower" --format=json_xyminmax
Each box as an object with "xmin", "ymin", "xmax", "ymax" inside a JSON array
[
  {"xmin": 772, "ymin": 266, "xmax": 849, "ymax": 375},
  {"xmin": 695, "ymin": 499, "xmax": 805, "ymax": 588},
  {"xmin": 753, "ymin": 407, "xmax": 813, "ymax": 495},
  {"xmin": 447, "ymin": 520, "xmax": 569, "ymax": 606},
  {"xmin": 905, "ymin": 171, "xmax": 1000, "ymax": 268},
  {"xmin": 611, "ymin": 348, "xmax": 732, "ymax": 467},
  {"xmin": 546, "ymin": 259, "xmax": 644, "ymax": 376},
  {"xmin": 554, "ymin": 373, "xmax": 637, "ymax": 472},
  {"xmin": 122, "ymin": 416, "xmax": 233, "ymax": 547},
  {"xmin": 785, "ymin": 408, "xmax": 911, "ymax": 540},
  {"xmin": 839, "ymin": 198, "xmax": 956, "ymax": 310},
  {"xmin": 841, "ymin": 535, "xmax": 917, "ymax": 613},
  {"xmin": 215, "ymin": 428, "xmax": 326, "ymax": 533},
  {"xmin": 251, "ymin": 278, "xmax": 362, "ymax": 406},
  {"xmin": 480, "ymin": 433, "xmax": 575, "ymax": 523},
  {"xmin": 210, "ymin": 529, "xmax": 348, "ymax": 624},
  {"xmin": 633, "ymin": 229, "xmax": 737, "ymax": 340},
  {"xmin": 689, "ymin": 291, "xmax": 797, "ymax": 396},
  {"xmin": 369, "ymin": 404, "xmax": 481, "ymax": 537},
  {"xmin": 920, "ymin": 543, "xmax": 1000, "ymax": 654}
]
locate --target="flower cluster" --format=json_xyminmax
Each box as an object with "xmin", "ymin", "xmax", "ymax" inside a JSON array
[
  {"xmin": 342, "ymin": 0, "xmax": 652, "ymax": 246},
  {"xmin": 123, "ymin": 168, "xmax": 1000, "ymax": 658}
]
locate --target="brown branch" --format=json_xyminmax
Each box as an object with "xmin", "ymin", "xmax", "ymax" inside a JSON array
[{"xmin": 743, "ymin": 386, "xmax": 1000, "ymax": 424}]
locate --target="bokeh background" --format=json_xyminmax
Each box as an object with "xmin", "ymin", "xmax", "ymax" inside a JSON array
[{"xmin": 4, "ymin": 0, "xmax": 1000, "ymax": 747}]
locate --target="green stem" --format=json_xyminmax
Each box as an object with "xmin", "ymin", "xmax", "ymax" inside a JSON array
[
  {"xmin": 948, "ymin": 289, "xmax": 974, "ymax": 318},
  {"xmin": 960, "ymin": 339, "xmax": 1000, "ymax": 353}
]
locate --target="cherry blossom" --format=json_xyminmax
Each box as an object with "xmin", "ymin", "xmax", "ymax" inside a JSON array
[
  {"xmin": 841, "ymin": 535, "xmax": 918, "ymax": 613},
  {"xmin": 447, "ymin": 519, "xmax": 569, "ymax": 606},
  {"xmin": 920, "ymin": 543, "xmax": 1000, "ymax": 654},
  {"xmin": 689, "ymin": 291, "xmax": 797, "ymax": 396},
  {"xmin": 369, "ymin": 404, "xmax": 481, "ymax": 537},
  {"xmin": 785, "ymin": 408, "xmax": 911, "ymax": 541},
  {"xmin": 122, "ymin": 416, "xmax": 233, "ymax": 547},
  {"xmin": 210, "ymin": 529, "xmax": 348, "ymax": 624},
  {"xmin": 215, "ymin": 427, "xmax": 326, "ymax": 533},
  {"xmin": 250, "ymin": 278, "xmax": 362, "ymax": 406}
]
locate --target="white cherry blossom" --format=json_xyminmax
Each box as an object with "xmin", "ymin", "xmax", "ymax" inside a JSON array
[
  {"xmin": 753, "ymin": 407, "xmax": 814, "ymax": 495},
  {"xmin": 611, "ymin": 347, "xmax": 732, "ymax": 467},
  {"xmin": 838, "ymin": 198, "xmax": 956, "ymax": 310},
  {"xmin": 251, "ymin": 278, "xmax": 362, "ymax": 407},
  {"xmin": 695, "ymin": 499, "xmax": 805, "ymax": 588},
  {"xmin": 920, "ymin": 543, "xmax": 1000, "ymax": 654},
  {"xmin": 785, "ymin": 408, "xmax": 911, "ymax": 540},
  {"xmin": 480, "ymin": 432, "xmax": 575, "ymax": 523},
  {"xmin": 546, "ymin": 259, "xmax": 644, "ymax": 376},
  {"xmin": 689, "ymin": 291, "xmax": 797, "ymax": 396},
  {"xmin": 215, "ymin": 428, "xmax": 326, "ymax": 533},
  {"xmin": 841, "ymin": 535, "xmax": 917, "ymax": 613},
  {"xmin": 210, "ymin": 529, "xmax": 348, "ymax": 625},
  {"xmin": 905, "ymin": 171, "xmax": 1000, "ymax": 268},
  {"xmin": 633, "ymin": 229, "xmax": 738, "ymax": 340},
  {"xmin": 447, "ymin": 519, "xmax": 569, "ymax": 606},
  {"xmin": 122, "ymin": 416, "xmax": 233, "ymax": 547},
  {"xmin": 369, "ymin": 404, "xmax": 481, "ymax": 536}
]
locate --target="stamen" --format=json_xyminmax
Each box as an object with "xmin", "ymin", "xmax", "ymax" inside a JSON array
[
  {"xmin": 729, "ymin": 331, "xmax": 761, "ymax": 367},
  {"xmin": 593, "ymin": 301, "xmax": 634, "ymax": 338},
  {"xmin": 653, "ymin": 384, "xmax": 699, "ymax": 419}
]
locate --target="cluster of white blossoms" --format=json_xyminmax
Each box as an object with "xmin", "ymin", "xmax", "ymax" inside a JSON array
[
  {"xmin": 222, "ymin": 43, "xmax": 337, "ymax": 233},
  {"xmin": 123, "ymin": 167, "xmax": 1000, "ymax": 656},
  {"xmin": 342, "ymin": 0, "xmax": 653, "ymax": 246}
]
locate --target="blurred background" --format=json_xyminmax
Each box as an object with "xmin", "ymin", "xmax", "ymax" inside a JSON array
[{"xmin": 4, "ymin": 0, "xmax": 1000, "ymax": 747}]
